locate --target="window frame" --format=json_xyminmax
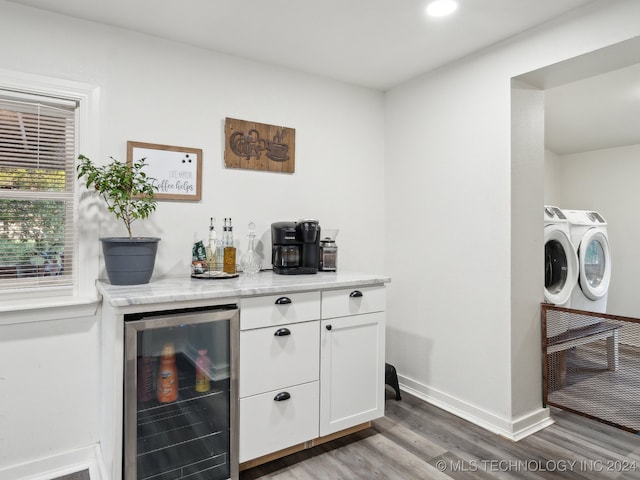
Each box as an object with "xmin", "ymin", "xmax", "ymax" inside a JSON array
[{"xmin": 0, "ymin": 69, "xmax": 100, "ymax": 305}]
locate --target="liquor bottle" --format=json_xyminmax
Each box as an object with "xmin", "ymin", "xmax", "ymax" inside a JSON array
[
  {"xmin": 195, "ymin": 349, "xmax": 211, "ymax": 393},
  {"xmin": 157, "ymin": 343, "xmax": 178, "ymax": 403},
  {"xmin": 223, "ymin": 217, "xmax": 236, "ymax": 274}
]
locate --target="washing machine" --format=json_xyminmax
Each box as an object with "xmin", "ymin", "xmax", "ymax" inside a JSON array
[
  {"xmin": 563, "ymin": 209, "xmax": 611, "ymax": 313},
  {"xmin": 544, "ymin": 205, "xmax": 578, "ymax": 311}
]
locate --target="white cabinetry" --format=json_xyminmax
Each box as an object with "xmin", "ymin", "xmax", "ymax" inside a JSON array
[
  {"xmin": 320, "ymin": 286, "xmax": 385, "ymax": 436},
  {"xmin": 239, "ymin": 292, "xmax": 321, "ymax": 463},
  {"xmin": 239, "ymin": 285, "xmax": 386, "ymax": 466},
  {"xmin": 97, "ymin": 273, "xmax": 390, "ymax": 478}
]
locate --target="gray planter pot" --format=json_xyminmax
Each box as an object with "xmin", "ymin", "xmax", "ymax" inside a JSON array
[{"xmin": 101, "ymin": 237, "xmax": 160, "ymax": 285}]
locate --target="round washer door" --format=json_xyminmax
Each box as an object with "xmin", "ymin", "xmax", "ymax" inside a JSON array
[
  {"xmin": 544, "ymin": 225, "xmax": 578, "ymax": 305},
  {"xmin": 577, "ymin": 228, "xmax": 611, "ymax": 300}
]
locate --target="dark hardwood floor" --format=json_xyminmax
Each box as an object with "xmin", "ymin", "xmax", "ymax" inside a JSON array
[{"xmin": 241, "ymin": 389, "xmax": 640, "ymax": 479}]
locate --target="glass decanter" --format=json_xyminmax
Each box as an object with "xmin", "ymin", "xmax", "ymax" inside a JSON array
[{"xmin": 239, "ymin": 222, "xmax": 262, "ymax": 275}]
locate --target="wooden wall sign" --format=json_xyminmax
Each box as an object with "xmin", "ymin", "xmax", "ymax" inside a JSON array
[
  {"xmin": 224, "ymin": 117, "xmax": 295, "ymax": 173},
  {"xmin": 127, "ymin": 141, "xmax": 202, "ymax": 201}
]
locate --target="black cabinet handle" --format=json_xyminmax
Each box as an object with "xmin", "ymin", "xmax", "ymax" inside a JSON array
[
  {"xmin": 274, "ymin": 392, "xmax": 291, "ymax": 402},
  {"xmin": 274, "ymin": 328, "xmax": 291, "ymax": 336},
  {"xmin": 349, "ymin": 290, "xmax": 363, "ymax": 298},
  {"xmin": 275, "ymin": 297, "xmax": 292, "ymax": 305},
  {"xmin": 326, "ymin": 324, "xmax": 332, "ymax": 331}
]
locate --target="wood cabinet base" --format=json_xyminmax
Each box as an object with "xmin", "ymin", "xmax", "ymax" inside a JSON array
[{"xmin": 239, "ymin": 421, "xmax": 373, "ymax": 471}]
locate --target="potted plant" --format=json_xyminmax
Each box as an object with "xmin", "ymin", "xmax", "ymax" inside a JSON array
[{"xmin": 77, "ymin": 154, "xmax": 160, "ymax": 285}]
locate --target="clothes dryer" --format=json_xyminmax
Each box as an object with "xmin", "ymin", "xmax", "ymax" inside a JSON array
[
  {"xmin": 544, "ymin": 205, "xmax": 578, "ymax": 311},
  {"xmin": 563, "ymin": 209, "xmax": 611, "ymax": 314}
]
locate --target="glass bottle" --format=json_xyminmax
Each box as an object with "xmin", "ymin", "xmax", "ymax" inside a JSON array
[
  {"xmin": 215, "ymin": 237, "xmax": 224, "ymax": 272},
  {"xmin": 205, "ymin": 217, "xmax": 216, "ymax": 271},
  {"xmin": 157, "ymin": 342, "xmax": 178, "ymax": 403},
  {"xmin": 240, "ymin": 221, "xmax": 262, "ymax": 275},
  {"xmin": 223, "ymin": 217, "xmax": 236, "ymax": 274},
  {"xmin": 195, "ymin": 349, "xmax": 211, "ymax": 393}
]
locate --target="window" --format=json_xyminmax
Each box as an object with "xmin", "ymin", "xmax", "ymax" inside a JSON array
[{"xmin": 0, "ymin": 92, "xmax": 77, "ymax": 289}]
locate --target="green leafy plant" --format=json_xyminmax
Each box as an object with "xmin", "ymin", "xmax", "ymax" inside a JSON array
[{"xmin": 77, "ymin": 154, "xmax": 158, "ymax": 239}]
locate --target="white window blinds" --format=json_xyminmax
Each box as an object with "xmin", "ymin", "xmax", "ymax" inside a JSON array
[{"xmin": 0, "ymin": 92, "xmax": 77, "ymax": 288}]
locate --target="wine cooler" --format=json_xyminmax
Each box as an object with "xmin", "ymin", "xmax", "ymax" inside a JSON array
[{"xmin": 124, "ymin": 305, "xmax": 239, "ymax": 480}]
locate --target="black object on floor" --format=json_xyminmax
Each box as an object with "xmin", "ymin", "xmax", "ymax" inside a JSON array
[{"xmin": 385, "ymin": 362, "xmax": 401, "ymax": 400}]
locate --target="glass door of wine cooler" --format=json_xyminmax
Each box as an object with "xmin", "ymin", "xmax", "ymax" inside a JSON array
[{"xmin": 124, "ymin": 305, "xmax": 239, "ymax": 480}]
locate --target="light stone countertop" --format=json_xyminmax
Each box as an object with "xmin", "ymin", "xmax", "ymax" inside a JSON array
[{"xmin": 98, "ymin": 270, "xmax": 391, "ymax": 308}]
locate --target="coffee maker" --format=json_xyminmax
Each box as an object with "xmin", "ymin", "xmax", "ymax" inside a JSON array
[{"xmin": 271, "ymin": 220, "xmax": 320, "ymax": 274}]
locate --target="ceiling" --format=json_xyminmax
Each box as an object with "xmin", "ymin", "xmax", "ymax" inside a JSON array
[
  {"xmin": 7, "ymin": 0, "xmax": 598, "ymax": 91},
  {"xmin": 545, "ymin": 62, "xmax": 640, "ymax": 155},
  {"xmin": 7, "ymin": 0, "xmax": 639, "ymax": 155}
]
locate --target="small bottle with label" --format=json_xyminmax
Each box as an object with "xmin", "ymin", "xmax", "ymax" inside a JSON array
[
  {"xmin": 195, "ymin": 349, "xmax": 211, "ymax": 393},
  {"xmin": 157, "ymin": 343, "xmax": 179, "ymax": 403},
  {"xmin": 223, "ymin": 217, "xmax": 236, "ymax": 274}
]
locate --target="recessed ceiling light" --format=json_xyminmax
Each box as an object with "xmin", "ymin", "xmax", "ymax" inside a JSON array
[{"xmin": 425, "ymin": 0, "xmax": 458, "ymax": 17}]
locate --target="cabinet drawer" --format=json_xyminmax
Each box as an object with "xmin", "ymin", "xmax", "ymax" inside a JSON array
[
  {"xmin": 239, "ymin": 381, "xmax": 319, "ymax": 463},
  {"xmin": 321, "ymin": 286, "xmax": 385, "ymax": 319},
  {"xmin": 239, "ymin": 320, "xmax": 319, "ymax": 398},
  {"xmin": 240, "ymin": 291, "xmax": 321, "ymax": 330}
]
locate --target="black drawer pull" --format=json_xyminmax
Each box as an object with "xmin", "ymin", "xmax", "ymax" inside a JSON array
[
  {"xmin": 326, "ymin": 324, "xmax": 332, "ymax": 331},
  {"xmin": 275, "ymin": 296, "xmax": 292, "ymax": 305},
  {"xmin": 349, "ymin": 290, "xmax": 363, "ymax": 298},
  {"xmin": 274, "ymin": 328, "xmax": 291, "ymax": 336},
  {"xmin": 274, "ymin": 391, "xmax": 291, "ymax": 402}
]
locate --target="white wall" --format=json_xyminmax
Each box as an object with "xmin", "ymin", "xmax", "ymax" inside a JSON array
[
  {"xmin": 0, "ymin": 1, "xmax": 385, "ymax": 279},
  {"xmin": 384, "ymin": 0, "xmax": 640, "ymax": 438},
  {"xmin": 556, "ymin": 144, "xmax": 640, "ymax": 318},
  {"xmin": 0, "ymin": 307, "xmax": 100, "ymax": 474},
  {"xmin": 544, "ymin": 149, "xmax": 563, "ymax": 207},
  {"xmin": 0, "ymin": 0, "xmax": 384, "ymax": 475},
  {"xmin": 510, "ymin": 80, "xmax": 546, "ymax": 426}
]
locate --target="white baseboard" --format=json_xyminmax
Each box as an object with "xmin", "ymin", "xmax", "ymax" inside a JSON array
[
  {"xmin": 398, "ymin": 373, "xmax": 555, "ymax": 441},
  {"xmin": 0, "ymin": 444, "xmax": 106, "ymax": 480}
]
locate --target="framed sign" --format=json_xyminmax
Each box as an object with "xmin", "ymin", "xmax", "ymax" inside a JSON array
[
  {"xmin": 127, "ymin": 141, "xmax": 202, "ymax": 201},
  {"xmin": 224, "ymin": 117, "xmax": 295, "ymax": 173}
]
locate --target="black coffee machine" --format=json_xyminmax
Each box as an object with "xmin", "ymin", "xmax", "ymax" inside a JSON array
[{"xmin": 271, "ymin": 220, "xmax": 320, "ymax": 274}]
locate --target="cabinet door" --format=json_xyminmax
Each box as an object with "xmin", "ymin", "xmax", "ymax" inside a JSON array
[{"xmin": 320, "ymin": 312, "xmax": 385, "ymax": 436}]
